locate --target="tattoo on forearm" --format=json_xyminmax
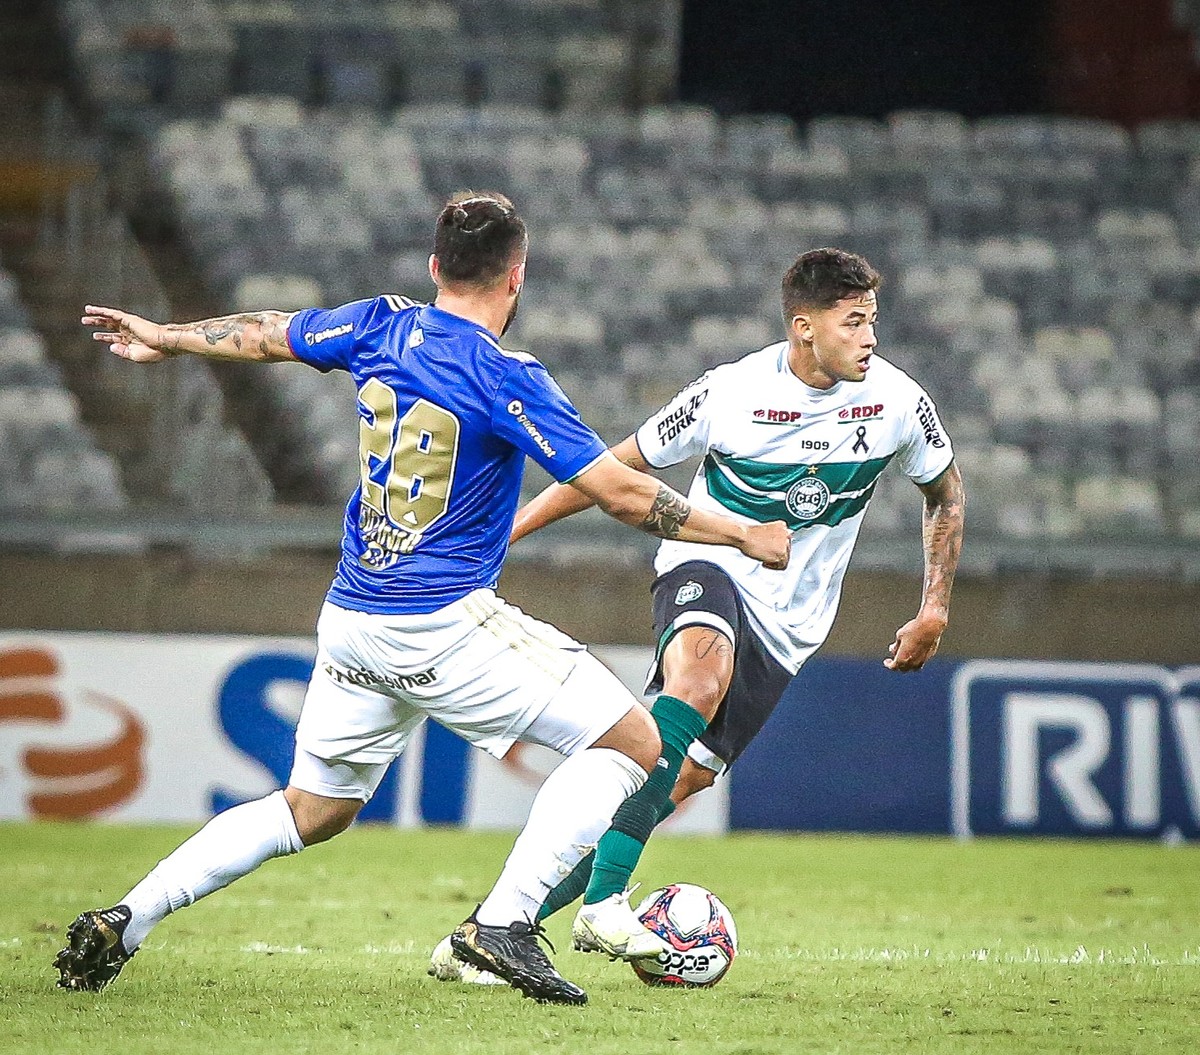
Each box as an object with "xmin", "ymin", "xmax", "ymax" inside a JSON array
[
  {"xmin": 166, "ymin": 311, "xmax": 291, "ymax": 360},
  {"xmin": 921, "ymin": 468, "xmax": 965, "ymax": 612},
  {"xmin": 201, "ymin": 321, "xmax": 243, "ymax": 349},
  {"xmin": 640, "ymin": 484, "xmax": 692, "ymax": 538},
  {"xmin": 256, "ymin": 313, "xmax": 290, "ymax": 358}
]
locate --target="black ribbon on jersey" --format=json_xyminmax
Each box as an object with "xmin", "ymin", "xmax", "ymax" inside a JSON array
[{"xmin": 853, "ymin": 426, "xmax": 869, "ymax": 454}]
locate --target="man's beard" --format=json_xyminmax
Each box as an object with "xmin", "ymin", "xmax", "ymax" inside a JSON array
[{"xmin": 499, "ymin": 288, "xmax": 521, "ymax": 337}]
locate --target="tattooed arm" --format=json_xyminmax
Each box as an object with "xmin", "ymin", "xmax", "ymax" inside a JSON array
[
  {"xmin": 82, "ymin": 305, "xmax": 297, "ymax": 364},
  {"xmin": 512, "ymin": 434, "xmax": 649, "ymax": 542},
  {"xmin": 567, "ymin": 452, "xmax": 791, "ymax": 569},
  {"xmin": 885, "ymin": 460, "xmax": 966, "ymax": 671}
]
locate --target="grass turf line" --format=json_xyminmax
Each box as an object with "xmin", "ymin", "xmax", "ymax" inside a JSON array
[{"xmin": 1, "ymin": 822, "xmax": 1197, "ymax": 1055}]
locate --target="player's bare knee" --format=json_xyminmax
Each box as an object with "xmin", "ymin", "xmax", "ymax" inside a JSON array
[
  {"xmin": 593, "ymin": 704, "xmax": 661, "ymax": 774},
  {"xmin": 662, "ymin": 670, "xmax": 724, "ymax": 721},
  {"xmin": 284, "ymin": 787, "xmax": 362, "ymax": 845},
  {"xmin": 623, "ymin": 704, "xmax": 662, "ymax": 773}
]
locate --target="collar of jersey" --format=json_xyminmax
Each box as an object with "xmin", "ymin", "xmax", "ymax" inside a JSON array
[{"xmin": 421, "ymin": 303, "xmax": 501, "ymax": 340}]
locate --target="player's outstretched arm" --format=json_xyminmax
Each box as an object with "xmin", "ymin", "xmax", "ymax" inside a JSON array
[
  {"xmin": 568, "ymin": 451, "xmax": 791, "ymax": 570},
  {"xmin": 82, "ymin": 305, "xmax": 298, "ymax": 364},
  {"xmin": 885, "ymin": 460, "xmax": 966, "ymax": 671},
  {"xmin": 511, "ymin": 435, "xmax": 649, "ymax": 543}
]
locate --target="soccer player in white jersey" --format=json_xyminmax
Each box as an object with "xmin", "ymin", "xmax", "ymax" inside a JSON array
[
  {"xmin": 56, "ymin": 192, "xmax": 791, "ymax": 1005},
  {"xmin": 502, "ymin": 247, "xmax": 965, "ymax": 960}
]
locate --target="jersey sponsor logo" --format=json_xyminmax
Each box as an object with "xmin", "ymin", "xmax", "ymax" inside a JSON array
[
  {"xmin": 785, "ymin": 475, "xmax": 832, "ymax": 521},
  {"xmin": 506, "ymin": 399, "xmax": 557, "ymax": 458},
  {"xmin": 752, "ymin": 408, "xmax": 803, "ymax": 424},
  {"xmin": 915, "ymin": 396, "xmax": 946, "ymax": 448},
  {"xmin": 657, "ymin": 389, "xmax": 708, "ymax": 445},
  {"xmin": 675, "ymin": 581, "xmax": 704, "ymax": 605},
  {"xmin": 305, "ymin": 322, "xmax": 354, "ymax": 346},
  {"xmin": 323, "ymin": 661, "xmax": 439, "ymax": 692},
  {"xmin": 838, "ymin": 403, "xmax": 884, "ymax": 422},
  {"xmin": 408, "ymin": 328, "xmax": 424, "ymax": 348}
]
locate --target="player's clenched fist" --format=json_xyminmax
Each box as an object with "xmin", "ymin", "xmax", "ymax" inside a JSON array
[{"xmin": 743, "ymin": 520, "xmax": 791, "ymax": 570}]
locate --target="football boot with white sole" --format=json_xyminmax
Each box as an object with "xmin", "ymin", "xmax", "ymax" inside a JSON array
[{"xmin": 571, "ymin": 888, "xmax": 670, "ymax": 960}]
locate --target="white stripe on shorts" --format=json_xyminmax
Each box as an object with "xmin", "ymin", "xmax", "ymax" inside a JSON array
[
  {"xmin": 663, "ymin": 610, "xmax": 737, "ymax": 650},
  {"xmin": 465, "ymin": 593, "xmax": 576, "ymax": 685}
]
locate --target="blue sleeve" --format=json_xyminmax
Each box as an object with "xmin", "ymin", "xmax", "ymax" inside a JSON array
[
  {"xmin": 287, "ymin": 298, "xmax": 381, "ymax": 373},
  {"xmin": 491, "ymin": 359, "xmax": 607, "ymax": 482}
]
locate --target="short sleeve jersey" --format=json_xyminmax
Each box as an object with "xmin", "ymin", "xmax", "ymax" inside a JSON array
[
  {"xmin": 288, "ymin": 296, "xmax": 607, "ymax": 614},
  {"xmin": 635, "ymin": 343, "xmax": 954, "ymax": 672}
]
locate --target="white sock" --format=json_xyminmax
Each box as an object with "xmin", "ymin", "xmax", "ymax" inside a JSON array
[
  {"xmin": 119, "ymin": 790, "xmax": 304, "ymax": 951},
  {"xmin": 476, "ymin": 747, "xmax": 648, "ymax": 926}
]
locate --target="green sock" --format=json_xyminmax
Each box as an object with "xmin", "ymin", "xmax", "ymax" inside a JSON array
[{"xmin": 582, "ymin": 695, "xmax": 708, "ymax": 906}]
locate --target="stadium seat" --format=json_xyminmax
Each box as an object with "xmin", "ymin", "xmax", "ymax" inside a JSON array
[
  {"xmin": 1075, "ymin": 476, "xmax": 1166, "ymax": 536},
  {"xmin": 31, "ymin": 448, "xmax": 127, "ymax": 512},
  {"xmin": 126, "ymin": 87, "xmax": 1200, "ymax": 551},
  {"xmin": 233, "ymin": 274, "xmax": 323, "ymax": 313}
]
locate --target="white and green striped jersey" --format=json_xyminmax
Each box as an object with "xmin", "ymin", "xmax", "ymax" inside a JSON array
[{"xmin": 634, "ymin": 342, "xmax": 954, "ymax": 673}]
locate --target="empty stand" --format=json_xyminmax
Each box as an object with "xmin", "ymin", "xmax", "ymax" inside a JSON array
[
  {"xmin": 136, "ymin": 97, "xmax": 1200, "ymax": 538},
  {"xmin": 29, "ymin": 2, "xmax": 1200, "ymax": 561},
  {"xmin": 0, "ymin": 277, "xmax": 128, "ymax": 514}
]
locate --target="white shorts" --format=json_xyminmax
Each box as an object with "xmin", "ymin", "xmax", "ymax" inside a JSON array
[{"xmin": 289, "ymin": 592, "xmax": 637, "ymax": 797}]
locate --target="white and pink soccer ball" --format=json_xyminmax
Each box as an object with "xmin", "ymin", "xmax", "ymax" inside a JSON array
[{"xmin": 630, "ymin": 883, "xmax": 738, "ymax": 987}]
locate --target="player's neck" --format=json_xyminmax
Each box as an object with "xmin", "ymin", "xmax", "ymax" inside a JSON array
[
  {"xmin": 433, "ymin": 291, "xmax": 509, "ymax": 339},
  {"xmin": 786, "ymin": 342, "xmax": 836, "ymax": 390}
]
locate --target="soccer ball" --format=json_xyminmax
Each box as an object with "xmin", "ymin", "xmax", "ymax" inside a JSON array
[{"xmin": 630, "ymin": 883, "xmax": 738, "ymax": 987}]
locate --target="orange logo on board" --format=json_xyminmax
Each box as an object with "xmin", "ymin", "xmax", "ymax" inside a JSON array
[{"xmin": 0, "ymin": 647, "xmax": 145, "ymax": 818}]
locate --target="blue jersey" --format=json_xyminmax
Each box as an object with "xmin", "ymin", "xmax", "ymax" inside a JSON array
[{"xmin": 287, "ymin": 296, "xmax": 607, "ymax": 615}]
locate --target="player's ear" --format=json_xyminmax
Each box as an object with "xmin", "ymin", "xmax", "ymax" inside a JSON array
[
  {"xmin": 790, "ymin": 311, "xmax": 814, "ymax": 343},
  {"xmin": 428, "ymin": 254, "xmax": 440, "ymax": 285},
  {"xmin": 508, "ymin": 259, "xmax": 526, "ymax": 295}
]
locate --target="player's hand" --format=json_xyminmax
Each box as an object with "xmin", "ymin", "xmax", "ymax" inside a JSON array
[
  {"xmin": 884, "ymin": 610, "xmax": 948, "ymax": 672},
  {"xmin": 82, "ymin": 305, "xmax": 170, "ymax": 363},
  {"xmin": 743, "ymin": 520, "xmax": 791, "ymax": 570}
]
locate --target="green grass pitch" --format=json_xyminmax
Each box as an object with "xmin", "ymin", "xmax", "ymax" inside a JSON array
[{"xmin": 1, "ymin": 822, "xmax": 1197, "ymax": 1054}]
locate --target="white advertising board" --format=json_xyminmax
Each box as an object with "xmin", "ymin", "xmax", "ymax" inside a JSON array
[{"xmin": 0, "ymin": 633, "xmax": 728, "ymax": 834}]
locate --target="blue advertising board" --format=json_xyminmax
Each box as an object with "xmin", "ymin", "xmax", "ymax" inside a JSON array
[{"xmin": 730, "ymin": 657, "xmax": 1200, "ymax": 839}]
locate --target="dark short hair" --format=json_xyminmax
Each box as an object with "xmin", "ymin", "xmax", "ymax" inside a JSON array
[
  {"xmin": 433, "ymin": 191, "xmax": 528, "ymax": 286},
  {"xmin": 782, "ymin": 247, "xmax": 881, "ymax": 319}
]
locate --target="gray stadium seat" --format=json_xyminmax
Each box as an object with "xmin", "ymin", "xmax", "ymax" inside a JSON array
[{"xmin": 137, "ymin": 94, "xmax": 1200, "ymax": 552}]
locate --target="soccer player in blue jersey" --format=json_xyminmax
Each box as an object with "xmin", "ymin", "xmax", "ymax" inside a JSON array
[{"xmin": 57, "ymin": 192, "xmax": 791, "ymax": 1005}]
